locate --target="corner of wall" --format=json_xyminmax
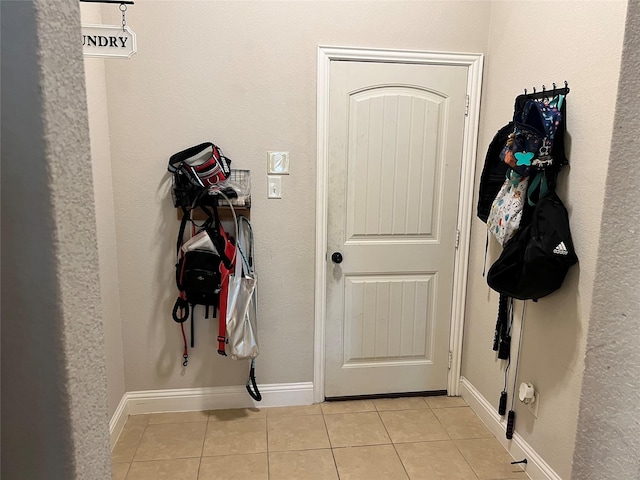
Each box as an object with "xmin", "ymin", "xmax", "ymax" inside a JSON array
[
  {"xmin": 573, "ymin": 2, "xmax": 640, "ymax": 478},
  {"xmin": 2, "ymin": 0, "xmax": 111, "ymax": 477},
  {"xmin": 81, "ymin": 2, "xmax": 126, "ymax": 419}
]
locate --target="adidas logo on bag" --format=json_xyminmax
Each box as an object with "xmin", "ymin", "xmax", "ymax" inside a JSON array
[{"xmin": 553, "ymin": 242, "xmax": 569, "ymax": 256}]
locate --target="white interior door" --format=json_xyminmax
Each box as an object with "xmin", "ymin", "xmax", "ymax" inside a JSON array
[{"xmin": 325, "ymin": 60, "xmax": 468, "ymax": 398}]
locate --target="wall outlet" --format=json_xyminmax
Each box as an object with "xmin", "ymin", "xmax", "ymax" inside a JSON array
[{"xmin": 526, "ymin": 391, "xmax": 540, "ymax": 418}]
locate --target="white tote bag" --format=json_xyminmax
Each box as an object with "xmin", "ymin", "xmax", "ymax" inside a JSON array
[{"xmin": 226, "ymin": 216, "xmax": 259, "ymax": 361}]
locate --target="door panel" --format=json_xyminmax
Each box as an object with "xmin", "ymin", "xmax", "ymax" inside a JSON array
[
  {"xmin": 347, "ymin": 87, "xmax": 445, "ymax": 239},
  {"xmin": 343, "ymin": 274, "xmax": 435, "ymax": 364},
  {"xmin": 325, "ymin": 60, "xmax": 467, "ymax": 397}
]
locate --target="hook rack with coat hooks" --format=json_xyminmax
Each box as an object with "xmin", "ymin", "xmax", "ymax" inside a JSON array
[{"xmin": 523, "ymin": 81, "xmax": 570, "ymax": 100}]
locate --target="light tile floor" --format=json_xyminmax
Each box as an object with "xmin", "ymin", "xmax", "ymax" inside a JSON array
[{"xmin": 112, "ymin": 396, "xmax": 529, "ymax": 480}]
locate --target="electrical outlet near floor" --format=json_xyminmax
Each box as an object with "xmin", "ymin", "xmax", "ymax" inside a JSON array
[{"xmin": 526, "ymin": 391, "xmax": 540, "ymax": 418}]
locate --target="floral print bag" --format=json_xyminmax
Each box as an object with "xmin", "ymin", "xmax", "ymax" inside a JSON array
[{"xmin": 486, "ymin": 171, "xmax": 529, "ymax": 246}]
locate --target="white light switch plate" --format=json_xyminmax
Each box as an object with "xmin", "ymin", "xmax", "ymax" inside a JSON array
[
  {"xmin": 268, "ymin": 176, "xmax": 282, "ymax": 199},
  {"xmin": 267, "ymin": 151, "xmax": 290, "ymax": 174}
]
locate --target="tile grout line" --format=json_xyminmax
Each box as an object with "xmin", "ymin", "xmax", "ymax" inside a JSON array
[
  {"xmin": 456, "ymin": 405, "xmax": 523, "ymax": 477},
  {"xmin": 434, "ymin": 406, "xmax": 487, "ymax": 480},
  {"xmin": 375, "ymin": 407, "xmax": 412, "ymax": 479},
  {"xmin": 404, "ymin": 399, "xmax": 489, "ymax": 479},
  {"xmin": 454, "ymin": 437, "xmax": 510, "ymax": 480},
  {"xmin": 129, "ymin": 400, "xmax": 511, "ymax": 480},
  {"xmin": 119, "ymin": 456, "xmax": 204, "ymax": 464},
  {"xmin": 321, "ymin": 407, "xmax": 342, "ymax": 479},
  {"xmin": 429, "ymin": 404, "xmax": 453, "ymax": 442},
  {"xmin": 128, "ymin": 416, "xmax": 150, "ymax": 465},
  {"xmin": 122, "ymin": 462, "xmax": 131, "ymax": 480},
  {"xmin": 386, "ymin": 399, "xmax": 477, "ymax": 478},
  {"xmin": 452, "ymin": 438, "xmax": 482, "ymax": 480},
  {"xmin": 197, "ymin": 415, "xmax": 211, "ymax": 480},
  {"xmin": 265, "ymin": 409, "xmax": 271, "ymax": 480}
]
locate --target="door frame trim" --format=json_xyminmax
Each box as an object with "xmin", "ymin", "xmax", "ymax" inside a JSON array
[{"xmin": 314, "ymin": 46, "xmax": 484, "ymax": 403}]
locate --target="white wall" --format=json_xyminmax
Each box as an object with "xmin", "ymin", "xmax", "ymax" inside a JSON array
[
  {"xmin": 99, "ymin": 0, "xmax": 491, "ymax": 392},
  {"xmin": 81, "ymin": 3, "xmax": 126, "ymax": 419},
  {"xmin": 461, "ymin": 2, "xmax": 627, "ymax": 478},
  {"xmin": 573, "ymin": 2, "xmax": 640, "ymax": 477}
]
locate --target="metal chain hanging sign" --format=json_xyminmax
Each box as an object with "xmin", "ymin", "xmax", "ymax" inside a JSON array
[{"xmin": 82, "ymin": 3, "xmax": 137, "ymax": 58}]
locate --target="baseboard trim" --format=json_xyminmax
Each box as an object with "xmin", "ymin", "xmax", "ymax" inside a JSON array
[
  {"xmin": 109, "ymin": 393, "xmax": 130, "ymax": 450},
  {"xmin": 109, "ymin": 382, "xmax": 314, "ymax": 449},
  {"xmin": 460, "ymin": 377, "xmax": 563, "ymax": 480}
]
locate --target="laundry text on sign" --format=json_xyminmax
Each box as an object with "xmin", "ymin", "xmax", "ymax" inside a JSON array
[
  {"xmin": 82, "ymin": 35, "xmax": 129, "ymax": 48},
  {"xmin": 82, "ymin": 24, "xmax": 137, "ymax": 59}
]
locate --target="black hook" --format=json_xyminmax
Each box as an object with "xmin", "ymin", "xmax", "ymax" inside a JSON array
[
  {"xmin": 183, "ymin": 354, "xmax": 189, "ymax": 367},
  {"xmin": 522, "ymin": 81, "xmax": 569, "ymax": 101},
  {"xmin": 511, "ymin": 459, "xmax": 528, "ymax": 465}
]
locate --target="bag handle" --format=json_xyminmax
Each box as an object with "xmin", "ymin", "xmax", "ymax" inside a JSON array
[
  {"xmin": 234, "ymin": 225, "xmax": 245, "ymax": 279},
  {"xmin": 236, "ymin": 216, "xmax": 254, "ymax": 276},
  {"xmin": 168, "ymin": 142, "xmax": 216, "ymax": 173},
  {"xmin": 246, "ymin": 358, "xmax": 262, "ymax": 401},
  {"xmin": 506, "ymin": 169, "xmax": 523, "ymax": 186},
  {"xmin": 168, "ymin": 142, "xmax": 231, "ymax": 189},
  {"xmin": 217, "ymin": 190, "xmax": 238, "ymax": 268}
]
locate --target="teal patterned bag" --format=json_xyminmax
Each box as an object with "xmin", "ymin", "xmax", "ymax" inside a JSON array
[{"xmin": 501, "ymin": 95, "xmax": 564, "ymax": 178}]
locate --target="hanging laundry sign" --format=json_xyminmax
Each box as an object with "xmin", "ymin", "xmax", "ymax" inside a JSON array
[{"xmin": 82, "ymin": 25, "xmax": 137, "ymax": 59}]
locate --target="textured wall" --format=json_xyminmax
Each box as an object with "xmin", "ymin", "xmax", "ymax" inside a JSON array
[
  {"xmin": 573, "ymin": 2, "xmax": 640, "ymax": 478},
  {"xmin": 460, "ymin": 1, "xmax": 627, "ymax": 478},
  {"xmin": 99, "ymin": 0, "xmax": 491, "ymax": 391},
  {"xmin": 1, "ymin": 0, "xmax": 111, "ymax": 479},
  {"xmin": 81, "ymin": 3, "xmax": 126, "ymax": 419}
]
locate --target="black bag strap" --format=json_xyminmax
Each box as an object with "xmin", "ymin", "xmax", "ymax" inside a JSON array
[
  {"xmin": 190, "ymin": 304, "xmax": 195, "ymax": 348},
  {"xmin": 172, "ymin": 296, "xmax": 190, "ymax": 367},
  {"xmin": 246, "ymin": 359, "xmax": 262, "ymax": 401},
  {"xmin": 493, "ymin": 293, "xmax": 510, "ymax": 353},
  {"xmin": 172, "ymin": 297, "xmax": 189, "ymax": 323},
  {"xmin": 176, "ymin": 207, "xmax": 190, "ymax": 257}
]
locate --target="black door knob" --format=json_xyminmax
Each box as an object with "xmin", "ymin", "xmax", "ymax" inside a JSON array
[{"xmin": 331, "ymin": 252, "xmax": 343, "ymax": 264}]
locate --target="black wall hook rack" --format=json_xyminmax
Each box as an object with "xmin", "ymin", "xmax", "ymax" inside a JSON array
[
  {"xmin": 523, "ymin": 81, "xmax": 569, "ymax": 100},
  {"xmin": 80, "ymin": 0, "xmax": 135, "ymax": 4}
]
